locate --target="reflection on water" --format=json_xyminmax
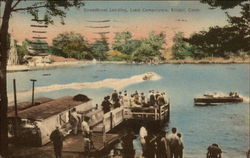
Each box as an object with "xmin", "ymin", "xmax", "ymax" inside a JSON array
[{"xmin": 7, "ymin": 64, "xmax": 249, "ymax": 158}]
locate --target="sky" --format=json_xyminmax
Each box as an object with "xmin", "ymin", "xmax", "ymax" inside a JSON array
[{"xmin": 1, "ymin": 1, "xmax": 241, "ymax": 47}]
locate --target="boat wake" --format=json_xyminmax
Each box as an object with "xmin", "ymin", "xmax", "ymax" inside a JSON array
[
  {"xmin": 241, "ymin": 95, "xmax": 250, "ymax": 103},
  {"xmin": 8, "ymin": 72, "xmax": 161, "ymax": 103}
]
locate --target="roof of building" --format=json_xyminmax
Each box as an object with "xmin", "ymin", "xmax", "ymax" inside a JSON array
[
  {"xmin": 8, "ymin": 97, "xmax": 53, "ymax": 113},
  {"xmin": 8, "ymin": 94, "xmax": 91, "ymax": 120}
]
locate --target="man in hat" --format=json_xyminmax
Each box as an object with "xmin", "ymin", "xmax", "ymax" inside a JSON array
[
  {"xmin": 123, "ymin": 91, "xmax": 130, "ymax": 107},
  {"xmin": 112, "ymin": 90, "xmax": 119, "ymax": 103},
  {"xmin": 81, "ymin": 116, "xmax": 91, "ymax": 155},
  {"xmin": 50, "ymin": 126, "xmax": 64, "ymax": 158},
  {"xmin": 101, "ymin": 96, "xmax": 111, "ymax": 113}
]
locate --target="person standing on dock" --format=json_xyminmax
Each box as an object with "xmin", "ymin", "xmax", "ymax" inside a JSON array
[
  {"xmin": 149, "ymin": 90, "xmax": 156, "ymax": 106},
  {"xmin": 122, "ymin": 129, "xmax": 137, "ymax": 158},
  {"xmin": 207, "ymin": 144, "xmax": 222, "ymax": 158},
  {"xmin": 81, "ymin": 116, "xmax": 91, "ymax": 155},
  {"xmin": 140, "ymin": 92, "xmax": 147, "ymax": 107},
  {"xmin": 177, "ymin": 133, "xmax": 184, "ymax": 158},
  {"xmin": 144, "ymin": 129, "xmax": 157, "ymax": 158},
  {"xmin": 50, "ymin": 126, "xmax": 64, "ymax": 158},
  {"xmin": 101, "ymin": 96, "xmax": 112, "ymax": 113},
  {"xmin": 157, "ymin": 93, "xmax": 166, "ymax": 106},
  {"xmin": 118, "ymin": 91, "xmax": 124, "ymax": 105},
  {"xmin": 70, "ymin": 108, "xmax": 80, "ymax": 135},
  {"xmin": 156, "ymin": 130, "xmax": 170, "ymax": 158},
  {"xmin": 112, "ymin": 90, "xmax": 119, "ymax": 103},
  {"xmin": 139, "ymin": 125, "xmax": 148, "ymax": 156},
  {"xmin": 168, "ymin": 127, "xmax": 179, "ymax": 158},
  {"xmin": 123, "ymin": 92, "xmax": 130, "ymax": 107},
  {"xmin": 246, "ymin": 149, "xmax": 250, "ymax": 158}
]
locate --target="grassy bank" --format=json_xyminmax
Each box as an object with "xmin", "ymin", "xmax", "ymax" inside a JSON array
[{"xmin": 7, "ymin": 57, "xmax": 249, "ymax": 73}]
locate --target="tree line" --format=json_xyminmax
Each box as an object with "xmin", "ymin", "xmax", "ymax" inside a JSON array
[
  {"xmin": 16, "ymin": 31, "xmax": 166, "ymax": 63},
  {"xmin": 172, "ymin": 3, "xmax": 249, "ymax": 60}
]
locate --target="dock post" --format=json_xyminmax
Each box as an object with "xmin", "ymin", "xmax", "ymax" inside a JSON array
[
  {"xmin": 30, "ymin": 79, "xmax": 37, "ymax": 106},
  {"xmin": 167, "ymin": 101, "xmax": 170, "ymax": 121},
  {"xmin": 13, "ymin": 79, "xmax": 18, "ymax": 137},
  {"xmin": 102, "ymin": 120, "xmax": 106, "ymax": 146},
  {"xmin": 110, "ymin": 112, "xmax": 113, "ymax": 129}
]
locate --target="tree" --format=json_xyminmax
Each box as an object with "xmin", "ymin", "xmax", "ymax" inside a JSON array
[
  {"xmin": 172, "ymin": 32, "xmax": 198, "ymax": 59},
  {"xmin": 132, "ymin": 32, "xmax": 166, "ymax": 62},
  {"xmin": 16, "ymin": 40, "xmax": 30, "ymax": 64},
  {"xmin": 0, "ymin": 1, "xmax": 84, "ymax": 156},
  {"xmin": 106, "ymin": 50, "xmax": 129, "ymax": 61},
  {"xmin": 52, "ymin": 32, "xmax": 92, "ymax": 59},
  {"xmin": 91, "ymin": 34, "xmax": 109, "ymax": 60},
  {"xmin": 200, "ymin": 0, "xmax": 247, "ymax": 9},
  {"xmin": 185, "ymin": 3, "xmax": 250, "ymax": 58},
  {"xmin": 112, "ymin": 31, "xmax": 133, "ymax": 54}
]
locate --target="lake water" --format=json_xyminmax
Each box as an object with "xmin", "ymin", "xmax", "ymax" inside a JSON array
[{"xmin": 7, "ymin": 64, "xmax": 249, "ymax": 158}]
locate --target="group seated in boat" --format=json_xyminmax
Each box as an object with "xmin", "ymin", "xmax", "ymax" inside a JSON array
[
  {"xmin": 101, "ymin": 90, "xmax": 168, "ymax": 113},
  {"xmin": 203, "ymin": 91, "xmax": 240, "ymax": 98}
]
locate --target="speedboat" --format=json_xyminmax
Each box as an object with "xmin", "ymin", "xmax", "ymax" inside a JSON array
[{"xmin": 194, "ymin": 92, "xmax": 243, "ymax": 106}]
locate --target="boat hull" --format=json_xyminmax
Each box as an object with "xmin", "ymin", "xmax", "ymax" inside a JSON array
[{"xmin": 194, "ymin": 97, "xmax": 243, "ymax": 104}]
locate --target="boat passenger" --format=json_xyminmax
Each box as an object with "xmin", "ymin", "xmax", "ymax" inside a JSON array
[
  {"xmin": 101, "ymin": 96, "xmax": 112, "ymax": 113},
  {"xmin": 207, "ymin": 144, "xmax": 222, "ymax": 158}
]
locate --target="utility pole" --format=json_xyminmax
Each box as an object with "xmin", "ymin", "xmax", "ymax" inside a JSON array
[{"xmin": 30, "ymin": 79, "xmax": 37, "ymax": 106}]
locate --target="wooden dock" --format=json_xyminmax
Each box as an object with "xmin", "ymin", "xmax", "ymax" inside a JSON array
[{"xmin": 41, "ymin": 132, "xmax": 120, "ymax": 154}]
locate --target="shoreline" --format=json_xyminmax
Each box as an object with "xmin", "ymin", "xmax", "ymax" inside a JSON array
[{"xmin": 7, "ymin": 58, "xmax": 250, "ymax": 73}]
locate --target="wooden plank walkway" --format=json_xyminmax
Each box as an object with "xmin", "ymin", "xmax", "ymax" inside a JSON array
[{"xmin": 41, "ymin": 132, "xmax": 120, "ymax": 153}]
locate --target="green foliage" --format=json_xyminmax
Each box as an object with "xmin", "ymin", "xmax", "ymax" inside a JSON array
[
  {"xmin": 112, "ymin": 31, "xmax": 134, "ymax": 54},
  {"xmin": 132, "ymin": 32, "xmax": 166, "ymax": 62},
  {"xmin": 27, "ymin": 39, "xmax": 49, "ymax": 54},
  {"xmin": 171, "ymin": 32, "xmax": 202, "ymax": 59},
  {"xmin": 52, "ymin": 32, "xmax": 92, "ymax": 59},
  {"xmin": 200, "ymin": 0, "xmax": 247, "ymax": 9},
  {"xmin": 16, "ymin": 0, "xmax": 84, "ymax": 25},
  {"xmin": 16, "ymin": 41, "xmax": 29, "ymax": 63},
  {"xmin": 185, "ymin": 3, "xmax": 250, "ymax": 58},
  {"xmin": 106, "ymin": 50, "xmax": 129, "ymax": 61},
  {"xmin": 91, "ymin": 35, "xmax": 109, "ymax": 60}
]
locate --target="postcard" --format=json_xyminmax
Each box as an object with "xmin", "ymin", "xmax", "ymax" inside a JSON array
[{"xmin": 0, "ymin": 1, "xmax": 249, "ymax": 158}]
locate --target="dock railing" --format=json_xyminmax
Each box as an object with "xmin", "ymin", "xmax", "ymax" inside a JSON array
[
  {"xmin": 123, "ymin": 103, "xmax": 169, "ymax": 121},
  {"xmin": 93, "ymin": 103, "xmax": 169, "ymax": 144}
]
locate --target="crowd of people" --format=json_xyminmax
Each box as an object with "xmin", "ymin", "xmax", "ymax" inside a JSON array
[
  {"xmin": 101, "ymin": 90, "xmax": 168, "ymax": 113},
  {"xmin": 138, "ymin": 126, "xmax": 184, "ymax": 158},
  {"xmin": 49, "ymin": 108, "xmax": 93, "ymax": 158},
  {"xmin": 46, "ymin": 90, "xmax": 244, "ymax": 158}
]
